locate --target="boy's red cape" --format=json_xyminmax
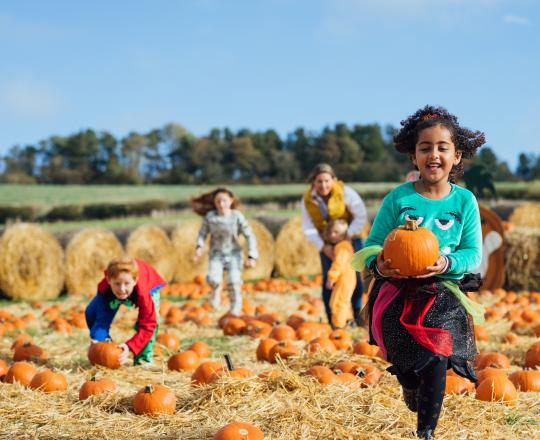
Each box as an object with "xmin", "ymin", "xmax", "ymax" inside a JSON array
[{"xmin": 97, "ymin": 259, "xmax": 165, "ymax": 355}]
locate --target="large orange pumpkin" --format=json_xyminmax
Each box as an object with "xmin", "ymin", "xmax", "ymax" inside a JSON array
[
  {"xmin": 29, "ymin": 368, "xmax": 68, "ymax": 393},
  {"xmin": 509, "ymin": 370, "xmax": 540, "ymax": 392},
  {"xmin": 213, "ymin": 422, "xmax": 264, "ymax": 440},
  {"xmin": 168, "ymin": 350, "xmax": 201, "ymax": 372},
  {"xmin": 79, "ymin": 376, "xmax": 116, "ymax": 400},
  {"xmin": 4, "ymin": 362, "xmax": 36, "ymax": 386},
  {"xmin": 383, "ymin": 219, "xmax": 439, "ymax": 277},
  {"xmin": 476, "ymin": 376, "xmax": 517, "ymax": 405},
  {"xmin": 88, "ymin": 340, "xmax": 123, "ymax": 369},
  {"xmin": 133, "ymin": 384, "xmax": 176, "ymax": 416}
]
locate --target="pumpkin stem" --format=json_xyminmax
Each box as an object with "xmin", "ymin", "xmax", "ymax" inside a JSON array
[
  {"xmin": 144, "ymin": 385, "xmax": 154, "ymax": 393},
  {"xmin": 405, "ymin": 219, "xmax": 418, "ymax": 231},
  {"xmin": 355, "ymin": 368, "xmax": 366, "ymax": 378},
  {"xmin": 224, "ymin": 354, "xmax": 234, "ymax": 371},
  {"xmin": 90, "ymin": 376, "xmax": 97, "ymax": 381}
]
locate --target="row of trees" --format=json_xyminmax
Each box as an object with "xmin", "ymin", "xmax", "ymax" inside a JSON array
[{"xmin": 1, "ymin": 122, "xmax": 536, "ymax": 184}]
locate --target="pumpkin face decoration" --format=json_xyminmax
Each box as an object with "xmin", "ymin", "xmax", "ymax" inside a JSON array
[
  {"xmin": 88, "ymin": 340, "xmax": 123, "ymax": 369},
  {"xmin": 133, "ymin": 384, "xmax": 176, "ymax": 416},
  {"xmin": 383, "ymin": 220, "xmax": 439, "ymax": 277}
]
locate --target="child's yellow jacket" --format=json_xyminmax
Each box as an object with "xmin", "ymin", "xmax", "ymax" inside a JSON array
[{"xmin": 328, "ymin": 240, "xmax": 357, "ymax": 328}]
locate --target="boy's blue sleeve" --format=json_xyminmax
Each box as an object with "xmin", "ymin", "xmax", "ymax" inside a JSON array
[{"xmin": 85, "ymin": 293, "xmax": 118, "ymax": 341}]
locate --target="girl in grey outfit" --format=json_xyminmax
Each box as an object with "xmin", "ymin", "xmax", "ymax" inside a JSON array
[{"xmin": 192, "ymin": 187, "xmax": 258, "ymax": 316}]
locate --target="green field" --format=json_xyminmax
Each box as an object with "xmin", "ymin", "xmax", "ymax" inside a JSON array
[
  {"xmin": 0, "ymin": 183, "xmax": 398, "ymax": 206},
  {"xmin": 0, "ymin": 181, "xmax": 538, "ymax": 207}
]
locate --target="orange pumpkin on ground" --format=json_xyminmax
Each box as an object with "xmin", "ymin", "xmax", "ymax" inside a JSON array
[
  {"xmin": 475, "ymin": 352, "xmax": 511, "ymax": 370},
  {"xmin": 476, "ymin": 367, "xmax": 507, "ymax": 386},
  {"xmin": 188, "ymin": 341, "xmax": 210, "ymax": 359},
  {"xmin": 383, "ymin": 219, "xmax": 439, "ymax": 277},
  {"xmin": 13, "ymin": 343, "xmax": 49, "ymax": 363},
  {"xmin": 168, "ymin": 351, "xmax": 201, "ymax": 372},
  {"xmin": 475, "ymin": 376, "xmax": 517, "ymax": 406},
  {"xmin": 0, "ymin": 359, "xmax": 8, "ymax": 381},
  {"xmin": 4, "ymin": 362, "xmax": 37, "ymax": 386},
  {"xmin": 509, "ymin": 370, "xmax": 540, "ymax": 392},
  {"xmin": 79, "ymin": 376, "xmax": 116, "ymax": 400},
  {"xmin": 268, "ymin": 341, "xmax": 300, "ymax": 363},
  {"xmin": 256, "ymin": 338, "xmax": 278, "ymax": 362},
  {"xmin": 213, "ymin": 422, "xmax": 264, "ymax": 440},
  {"xmin": 191, "ymin": 361, "xmax": 223, "ymax": 386},
  {"xmin": 445, "ymin": 375, "xmax": 474, "ymax": 395},
  {"xmin": 525, "ymin": 341, "xmax": 540, "ymax": 368},
  {"xmin": 269, "ymin": 325, "xmax": 297, "ymax": 341},
  {"xmin": 306, "ymin": 336, "xmax": 337, "ymax": 354},
  {"xmin": 29, "ymin": 368, "xmax": 68, "ymax": 393},
  {"xmin": 133, "ymin": 384, "xmax": 176, "ymax": 416},
  {"xmin": 88, "ymin": 340, "xmax": 123, "ymax": 369},
  {"xmin": 352, "ymin": 341, "xmax": 380, "ymax": 357}
]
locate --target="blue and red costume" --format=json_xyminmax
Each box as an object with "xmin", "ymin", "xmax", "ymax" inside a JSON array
[{"xmin": 85, "ymin": 259, "xmax": 165, "ymax": 364}]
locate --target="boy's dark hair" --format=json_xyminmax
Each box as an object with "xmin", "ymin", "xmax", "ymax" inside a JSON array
[
  {"xmin": 394, "ymin": 105, "xmax": 486, "ymax": 181},
  {"xmin": 191, "ymin": 187, "xmax": 240, "ymax": 216}
]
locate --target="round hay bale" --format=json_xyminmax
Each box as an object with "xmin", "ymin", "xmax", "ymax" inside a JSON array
[
  {"xmin": 126, "ymin": 225, "xmax": 176, "ymax": 281},
  {"xmin": 275, "ymin": 217, "xmax": 321, "ymax": 278},
  {"xmin": 0, "ymin": 223, "xmax": 65, "ymax": 301},
  {"xmin": 240, "ymin": 219, "xmax": 274, "ymax": 281},
  {"xmin": 171, "ymin": 220, "xmax": 208, "ymax": 283},
  {"xmin": 65, "ymin": 229, "xmax": 123, "ymax": 296},
  {"xmin": 505, "ymin": 227, "xmax": 540, "ymax": 291},
  {"xmin": 509, "ymin": 202, "xmax": 540, "ymax": 228},
  {"xmin": 171, "ymin": 219, "xmax": 275, "ymax": 282}
]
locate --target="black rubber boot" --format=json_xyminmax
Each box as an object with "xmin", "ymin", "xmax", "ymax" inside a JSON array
[{"xmin": 402, "ymin": 386, "xmax": 418, "ymax": 412}]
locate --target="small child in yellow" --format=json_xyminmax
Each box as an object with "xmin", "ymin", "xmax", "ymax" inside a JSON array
[{"xmin": 324, "ymin": 219, "xmax": 357, "ymax": 328}]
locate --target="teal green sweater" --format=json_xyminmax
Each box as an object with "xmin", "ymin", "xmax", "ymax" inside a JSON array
[{"xmin": 365, "ymin": 182, "xmax": 482, "ymax": 280}]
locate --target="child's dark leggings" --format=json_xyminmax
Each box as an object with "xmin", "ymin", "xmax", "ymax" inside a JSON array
[{"xmin": 397, "ymin": 356, "xmax": 448, "ymax": 435}]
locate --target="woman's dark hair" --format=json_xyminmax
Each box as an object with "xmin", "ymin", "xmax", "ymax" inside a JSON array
[
  {"xmin": 307, "ymin": 163, "xmax": 337, "ymax": 183},
  {"xmin": 394, "ymin": 105, "xmax": 486, "ymax": 181},
  {"xmin": 191, "ymin": 187, "xmax": 239, "ymax": 216}
]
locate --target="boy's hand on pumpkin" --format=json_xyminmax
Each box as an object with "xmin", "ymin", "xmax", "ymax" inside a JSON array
[
  {"xmin": 376, "ymin": 253, "xmax": 407, "ymax": 279},
  {"xmin": 118, "ymin": 343, "xmax": 130, "ymax": 365},
  {"xmin": 415, "ymin": 256, "xmax": 447, "ymax": 278}
]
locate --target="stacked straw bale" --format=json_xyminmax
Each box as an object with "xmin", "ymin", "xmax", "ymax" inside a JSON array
[
  {"xmin": 505, "ymin": 226, "xmax": 540, "ymax": 291},
  {"xmin": 171, "ymin": 219, "xmax": 275, "ymax": 282},
  {"xmin": 274, "ymin": 217, "xmax": 321, "ymax": 278},
  {"xmin": 65, "ymin": 229, "xmax": 123, "ymax": 296},
  {"xmin": 126, "ymin": 225, "xmax": 176, "ymax": 282},
  {"xmin": 509, "ymin": 202, "xmax": 540, "ymax": 228},
  {"xmin": 0, "ymin": 223, "xmax": 65, "ymax": 300}
]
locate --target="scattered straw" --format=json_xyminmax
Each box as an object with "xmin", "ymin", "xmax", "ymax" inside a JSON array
[{"xmin": 505, "ymin": 227, "xmax": 540, "ymax": 291}]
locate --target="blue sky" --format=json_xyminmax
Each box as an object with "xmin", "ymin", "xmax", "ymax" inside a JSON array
[{"xmin": 1, "ymin": 0, "xmax": 539, "ymax": 170}]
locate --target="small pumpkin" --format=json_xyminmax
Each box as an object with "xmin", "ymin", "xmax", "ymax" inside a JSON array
[
  {"xmin": 509, "ymin": 370, "xmax": 540, "ymax": 392},
  {"xmin": 156, "ymin": 332, "xmax": 181, "ymax": 352},
  {"xmin": 306, "ymin": 336, "xmax": 337, "ymax": 354},
  {"xmin": 328, "ymin": 329, "xmax": 352, "ymax": 351},
  {"xmin": 213, "ymin": 422, "xmax": 264, "ymax": 440},
  {"xmin": 4, "ymin": 362, "xmax": 37, "ymax": 386},
  {"xmin": 191, "ymin": 361, "xmax": 223, "ymax": 386},
  {"xmin": 256, "ymin": 338, "xmax": 278, "ymax": 362},
  {"xmin": 476, "ymin": 376, "xmax": 517, "ymax": 406},
  {"xmin": 0, "ymin": 359, "xmax": 8, "ymax": 381},
  {"xmin": 244, "ymin": 320, "xmax": 272, "ymax": 339},
  {"xmin": 13, "ymin": 342, "xmax": 49, "ymax": 363},
  {"xmin": 268, "ymin": 341, "xmax": 300, "ymax": 363},
  {"xmin": 167, "ymin": 350, "xmax": 201, "ymax": 372},
  {"xmin": 525, "ymin": 341, "xmax": 540, "ymax": 369},
  {"xmin": 306, "ymin": 365, "xmax": 335, "ymax": 383},
  {"xmin": 475, "ymin": 352, "xmax": 511, "ymax": 370},
  {"xmin": 207, "ymin": 355, "xmax": 255, "ymax": 383},
  {"xmin": 79, "ymin": 376, "xmax": 116, "ymax": 400},
  {"xmin": 445, "ymin": 375, "xmax": 474, "ymax": 395},
  {"xmin": 352, "ymin": 341, "xmax": 380, "ymax": 357},
  {"xmin": 11, "ymin": 334, "xmax": 33, "ymax": 351},
  {"xmin": 188, "ymin": 341, "xmax": 210, "ymax": 359},
  {"xmin": 133, "ymin": 384, "xmax": 176, "ymax": 416},
  {"xmin": 29, "ymin": 368, "xmax": 68, "ymax": 393},
  {"xmin": 382, "ymin": 219, "xmax": 439, "ymax": 277},
  {"xmin": 88, "ymin": 340, "xmax": 123, "ymax": 369},
  {"xmin": 286, "ymin": 313, "xmax": 305, "ymax": 330},
  {"xmin": 223, "ymin": 318, "xmax": 247, "ymax": 336},
  {"xmin": 269, "ymin": 325, "xmax": 297, "ymax": 341}
]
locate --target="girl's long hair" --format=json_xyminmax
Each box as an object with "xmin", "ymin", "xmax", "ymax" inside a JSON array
[{"xmin": 191, "ymin": 187, "xmax": 240, "ymax": 216}]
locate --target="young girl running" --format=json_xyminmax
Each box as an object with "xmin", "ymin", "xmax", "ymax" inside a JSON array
[
  {"xmin": 352, "ymin": 105, "xmax": 486, "ymax": 439},
  {"xmin": 192, "ymin": 187, "xmax": 258, "ymax": 316}
]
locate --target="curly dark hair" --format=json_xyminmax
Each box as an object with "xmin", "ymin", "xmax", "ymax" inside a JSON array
[{"xmin": 394, "ymin": 105, "xmax": 486, "ymax": 181}]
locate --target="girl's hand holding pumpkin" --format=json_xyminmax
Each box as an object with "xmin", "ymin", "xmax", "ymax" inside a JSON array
[
  {"xmin": 414, "ymin": 256, "xmax": 448, "ymax": 278},
  {"xmin": 375, "ymin": 253, "xmax": 407, "ymax": 279},
  {"xmin": 118, "ymin": 343, "xmax": 130, "ymax": 365}
]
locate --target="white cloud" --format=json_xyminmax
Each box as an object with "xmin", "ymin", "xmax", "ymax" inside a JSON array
[
  {"xmin": 503, "ymin": 15, "xmax": 531, "ymax": 26},
  {"xmin": 0, "ymin": 79, "xmax": 65, "ymax": 118}
]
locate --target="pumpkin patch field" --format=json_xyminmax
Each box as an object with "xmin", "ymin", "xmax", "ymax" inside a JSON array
[{"xmin": 0, "ymin": 282, "xmax": 539, "ymax": 439}]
